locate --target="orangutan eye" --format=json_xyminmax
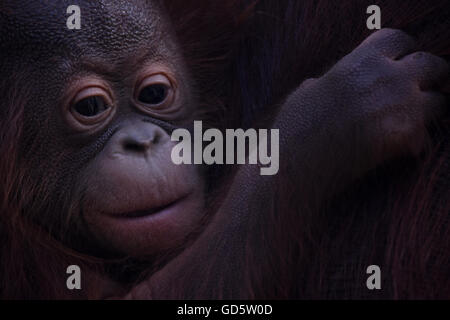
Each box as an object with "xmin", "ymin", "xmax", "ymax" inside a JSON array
[
  {"xmin": 138, "ymin": 84, "xmax": 169, "ymax": 105},
  {"xmin": 73, "ymin": 96, "xmax": 110, "ymax": 117},
  {"xmin": 67, "ymin": 84, "xmax": 115, "ymax": 129},
  {"xmin": 136, "ymin": 74, "xmax": 174, "ymax": 107}
]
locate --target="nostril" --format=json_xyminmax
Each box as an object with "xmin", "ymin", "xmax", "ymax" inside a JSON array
[{"xmin": 123, "ymin": 138, "xmax": 151, "ymax": 153}]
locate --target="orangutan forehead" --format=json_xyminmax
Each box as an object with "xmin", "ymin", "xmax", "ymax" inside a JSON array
[{"xmin": 0, "ymin": 0, "xmax": 165, "ymax": 55}]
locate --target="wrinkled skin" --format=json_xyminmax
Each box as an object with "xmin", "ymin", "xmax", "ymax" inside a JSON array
[{"xmin": 0, "ymin": 0, "xmax": 448, "ymax": 298}]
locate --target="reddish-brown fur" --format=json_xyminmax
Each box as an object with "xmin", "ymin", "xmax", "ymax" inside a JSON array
[
  {"xmin": 226, "ymin": 0, "xmax": 450, "ymax": 299},
  {"xmin": 0, "ymin": 0, "xmax": 449, "ymax": 299}
]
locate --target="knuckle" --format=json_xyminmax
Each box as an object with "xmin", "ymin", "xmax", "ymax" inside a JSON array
[
  {"xmin": 389, "ymin": 29, "xmax": 414, "ymax": 42},
  {"xmin": 409, "ymin": 52, "xmax": 447, "ymax": 67},
  {"xmin": 374, "ymin": 28, "xmax": 397, "ymax": 38},
  {"xmin": 408, "ymin": 51, "xmax": 438, "ymax": 66},
  {"xmin": 377, "ymin": 28, "xmax": 411, "ymax": 42},
  {"xmin": 364, "ymin": 29, "xmax": 416, "ymax": 58},
  {"xmin": 362, "ymin": 28, "xmax": 396, "ymax": 46},
  {"xmin": 409, "ymin": 51, "xmax": 428, "ymax": 60},
  {"xmin": 396, "ymin": 30, "xmax": 413, "ymax": 41},
  {"xmin": 408, "ymin": 52, "xmax": 449, "ymax": 74}
]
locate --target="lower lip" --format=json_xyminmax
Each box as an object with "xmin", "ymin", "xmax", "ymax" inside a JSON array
[{"xmin": 109, "ymin": 194, "xmax": 190, "ymax": 220}]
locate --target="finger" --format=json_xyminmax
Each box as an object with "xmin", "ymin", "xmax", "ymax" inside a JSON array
[
  {"xmin": 361, "ymin": 28, "xmax": 417, "ymax": 60},
  {"xmin": 399, "ymin": 52, "xmax": 450, "ymax": 90}
]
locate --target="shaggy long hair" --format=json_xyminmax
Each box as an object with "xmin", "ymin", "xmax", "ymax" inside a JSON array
[
  {"xmin": 0, "ymin": 0, "xmax": 449, "ymax": 299},
  {"xmin": 227, "ymin": 0, "xmax": 450, "ymax": 299}
]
